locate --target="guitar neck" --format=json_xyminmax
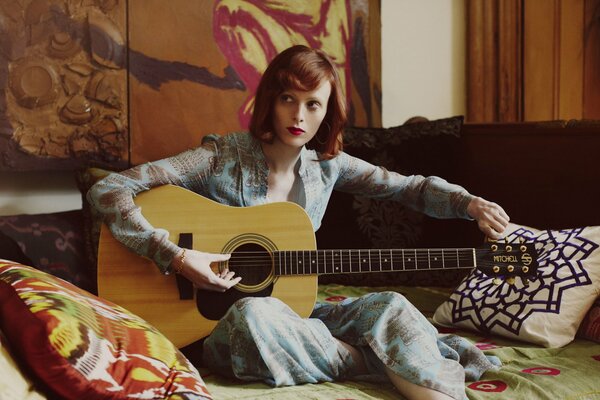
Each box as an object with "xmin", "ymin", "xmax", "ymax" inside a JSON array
[{"xmin": 274, "ymin": 248, "xmax": 477, "ymax": 276}]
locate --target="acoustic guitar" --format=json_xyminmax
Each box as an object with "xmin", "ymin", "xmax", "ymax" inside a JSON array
[{"xmin": 98, "ymin": 184, "xmax": 538, "ymax": 348}]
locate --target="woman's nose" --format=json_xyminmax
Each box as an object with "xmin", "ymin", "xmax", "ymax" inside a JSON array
[{"xmin": 293, "ymin": 107, "xmax": 304, "ymax": 123}]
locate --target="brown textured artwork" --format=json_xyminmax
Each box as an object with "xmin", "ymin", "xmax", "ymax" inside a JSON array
[{"xmin": 0, "ymin": 0, "xmax": 128, "ymax": 171}]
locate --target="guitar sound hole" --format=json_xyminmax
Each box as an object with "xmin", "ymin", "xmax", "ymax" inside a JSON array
[
  {"xmin": 229, "ymin": 243, "xmax": 272, "ymax": 286},
  {"xmin": 196, "ymin": 242, "xmax": 274, "ymax": 321}
]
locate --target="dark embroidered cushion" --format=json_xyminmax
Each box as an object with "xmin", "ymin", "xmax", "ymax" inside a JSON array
[
  {"xmin": 0, "ymin": 230, "xmax": 33, "ymax": 266},
  {"xmin": 433, "ymin": 223, "xmax": 600, "ymax": 347},
  {"xmin": 0, "ymin": 210, "xmax": 94, "ymax": 293},
  {"xmin": 316, "ymin": 116, "xmax": 466, "ymax": 287},
  {"xmin": 0, "ymin": 261, "xmax": 212, "ymax": 400},
  {"xmin": 578, "ymin": 297, "xmax": 600, "ymax": 343}
]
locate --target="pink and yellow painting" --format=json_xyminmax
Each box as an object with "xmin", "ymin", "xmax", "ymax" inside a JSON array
[{"xmin": 128, "ymin": 0, "xmax": 381, "ymax": 164}]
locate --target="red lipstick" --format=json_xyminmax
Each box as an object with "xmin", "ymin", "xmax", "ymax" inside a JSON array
[{"xmin": 287, "ymin": 127, "xmax": 305, "ymax": 136}]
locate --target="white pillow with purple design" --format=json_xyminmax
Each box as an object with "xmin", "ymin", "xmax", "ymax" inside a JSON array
[{"xmin": 433, "ymin": 223, "xmax": 600, "ymax": 347}]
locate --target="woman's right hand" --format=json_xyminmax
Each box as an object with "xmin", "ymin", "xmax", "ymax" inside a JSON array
[{"xmin": 173, "ymin": 249, "xmax": 241, "ymax": 292}]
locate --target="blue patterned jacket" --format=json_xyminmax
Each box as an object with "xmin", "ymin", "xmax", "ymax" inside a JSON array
[{"xmin": 87, "ymin": 132, "xmax": 474, "ymax": 273}]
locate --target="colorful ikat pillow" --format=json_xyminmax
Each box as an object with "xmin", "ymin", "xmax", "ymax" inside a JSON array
[
  {"xmin": 433, "ymin": 223, "xmax": 600, "ymax": 347},
  {"xmin": 0, "ymin": 260, "xmax": 212, "ymax": 399}
]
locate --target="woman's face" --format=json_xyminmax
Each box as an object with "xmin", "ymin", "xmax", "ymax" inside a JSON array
[{"xmin": 271, "ymin": 80, "xmax": 331, "ymax": 150}]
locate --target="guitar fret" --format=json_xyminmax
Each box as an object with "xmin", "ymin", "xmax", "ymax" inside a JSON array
[
  {"xmin": 405, "ymin": 250, "xmax": 415, "ymax": 270},
  {"xmin": 430, "ymin": 250, "xmax": 444, "ymax": 269},
  {"xmin": 316, "ymin": 251, "xmax": 319, "ymax": 273},
  {"xmin": 344, "ymin": 250, "xmax": 349, "ymax": 273},
  {"xmin": 277, "ymin": 251, "xmax": 281, "ymax": 275},
  {"xmin": 456, "ymin": 249, "xmax": 460, "ymax": 268},
  {"xmin": 402, "ymin": 249, "xmax": 405, "ymax": 271},
  {"xmin": 427, "ymin": 249, "xmax": 431, "ymax": 269},
  {"xmin": 360, "ymin": 249, "xmax": 367, "ymax": 272},
  {"xmin": 307, "ymin": 250, "xmax": 310, "ymax": 275},
  {"xmin": 381, "ymin": 250, "xmax": 390, "ymax": 272},
  {"xmin": 416, "ymin": 249, "xmax": 426, "ymax": 270},
  {"xmin": 305, "ymin": 250, "xmax": 309, "ymax": 274}
]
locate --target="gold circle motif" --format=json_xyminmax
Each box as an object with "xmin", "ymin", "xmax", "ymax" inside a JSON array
[{"xmin": 9, "ymin": 59, "xmax": 60, "ymax": 108}]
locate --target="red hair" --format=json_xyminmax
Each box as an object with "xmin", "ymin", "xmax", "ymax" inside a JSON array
[{"xmin": 249, "ymin": 45, "xmax": 347, "ymax": 159}]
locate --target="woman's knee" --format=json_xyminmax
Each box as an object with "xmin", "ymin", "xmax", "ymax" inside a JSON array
[{"xmin": 229, "ymin": 296, "xmax": 289, "ymax": 321}]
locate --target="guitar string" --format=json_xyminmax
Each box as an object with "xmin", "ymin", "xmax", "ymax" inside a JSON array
[
  {"xmin": 219, "ymin": 258, "xmax": 503, "ymax": 270},
  {"xmin": 211, "ymin": 250, "xmax": 527, "ymax": 271}
]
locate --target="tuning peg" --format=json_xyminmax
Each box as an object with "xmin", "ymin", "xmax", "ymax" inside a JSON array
[
  {"xmin": 521, "ymin": 277, "xmax": 530, "ymax": 287},
  {"xmin": 493, "ymin": 277, "xmax": 503, "ymax": 285},
  {"xmin": 506, "ymin": 277, "xmax": 516, "ymax": 285},
  {"xmin": 486, "ymin": 236, "xmax": 497, "ymax": 243}
]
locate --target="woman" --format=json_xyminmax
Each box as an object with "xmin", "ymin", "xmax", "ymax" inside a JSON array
[{"xmin": 88, "ymin": 45, "xmax": 509, "ymax": 400}]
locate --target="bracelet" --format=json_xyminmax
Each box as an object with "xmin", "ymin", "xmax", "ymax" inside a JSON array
[{"xmin": 171, "ymin": 249, "xmax": 186, "ymax": 274}]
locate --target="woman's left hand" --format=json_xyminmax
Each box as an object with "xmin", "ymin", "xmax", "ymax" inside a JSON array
[{"xmin": 467, "ymin": 196, "xmax": 510, "ymax": 240}]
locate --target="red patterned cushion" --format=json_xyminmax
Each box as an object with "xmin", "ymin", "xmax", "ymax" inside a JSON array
[
  {"xmin": 579, "ymin": 297, "xmax": 600, "ymax": 343},
  {"xmin": 0, "ymin": 261, "xmax": 212, "ymax": 399}
]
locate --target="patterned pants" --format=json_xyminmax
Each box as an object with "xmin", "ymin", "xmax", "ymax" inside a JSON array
[{"xmin": 202, "ymin": 291, "xmax": 500, "ymax": 400}]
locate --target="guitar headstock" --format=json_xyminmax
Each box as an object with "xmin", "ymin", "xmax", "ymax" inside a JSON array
[{"xmin": 476, "ymin": 241, "xmax": 539, "ymax": 283}]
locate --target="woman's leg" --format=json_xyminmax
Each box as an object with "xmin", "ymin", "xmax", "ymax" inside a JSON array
[
  {"xmin": 337, "ymin": 338, "xmax": 453, "ymax": 400},
  {"xmin": 384, "ymin": 366, "xmax": 455, "ymax": 400},
  {"xmin": 313, "ymin": 291, "xmax": 498, "ymax": 400},
  {"xmin": 202, "ymin": 297, "xmax": 358, "ymax": 386}
]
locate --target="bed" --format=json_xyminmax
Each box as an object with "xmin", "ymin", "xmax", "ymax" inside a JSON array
[{"xmin": 1, "ymin": 118, "xmax": 599, "ymax": 399}]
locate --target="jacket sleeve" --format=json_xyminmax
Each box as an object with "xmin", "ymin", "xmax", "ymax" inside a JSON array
[
  {"xmin": 333, "ymin": 152, "xmax": 474, "ymax": 220},
  {"xmin": 86, "ymin": 141, "xmax": 218, "ymax": 273}
]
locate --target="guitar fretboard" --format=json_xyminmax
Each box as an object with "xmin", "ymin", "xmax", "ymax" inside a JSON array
[{"xmin": 274, "ymin": 248, "xmax": 476, "ymax": 276}]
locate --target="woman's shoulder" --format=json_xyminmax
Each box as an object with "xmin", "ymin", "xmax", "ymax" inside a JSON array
[
  {"xmin": 201, "ymin": 131, "xmax": 248, "ymax": 146},
  {"xmin": 198, "ymin": 132, "xmax": 255, "ymax": 154}
]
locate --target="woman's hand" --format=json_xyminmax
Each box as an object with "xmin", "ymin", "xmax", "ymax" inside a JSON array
[
  {"xmin": 173, "ymin": 249, "xmax": 241, "ymax": 292},
  {"xmin": 467, "ymin": 196, "xmax": 510, "ymax": 240}
]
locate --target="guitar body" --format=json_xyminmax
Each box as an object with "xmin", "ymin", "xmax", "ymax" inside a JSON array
[{"xmin": 98, "ymin": 185, "xmax": 318, "ymax": 348}]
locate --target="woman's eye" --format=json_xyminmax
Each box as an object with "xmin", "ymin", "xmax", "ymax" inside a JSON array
[
  {"xmin": 307, "ymin": 101, "xmax": 320, "ymax": 109},
  {"xmin": 280, "ymin": 94, "xmax": 293, "ymax": 103}
]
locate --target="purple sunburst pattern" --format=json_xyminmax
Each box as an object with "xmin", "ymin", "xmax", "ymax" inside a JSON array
[{"xmin": 449, "ymin": 227, "xmax": 598, "ymax": 335}]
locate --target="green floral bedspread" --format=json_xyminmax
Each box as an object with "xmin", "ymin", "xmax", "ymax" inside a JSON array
[{"xmin": 200, "ymin": 284, "xmax": 600, "ymax": 400}]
